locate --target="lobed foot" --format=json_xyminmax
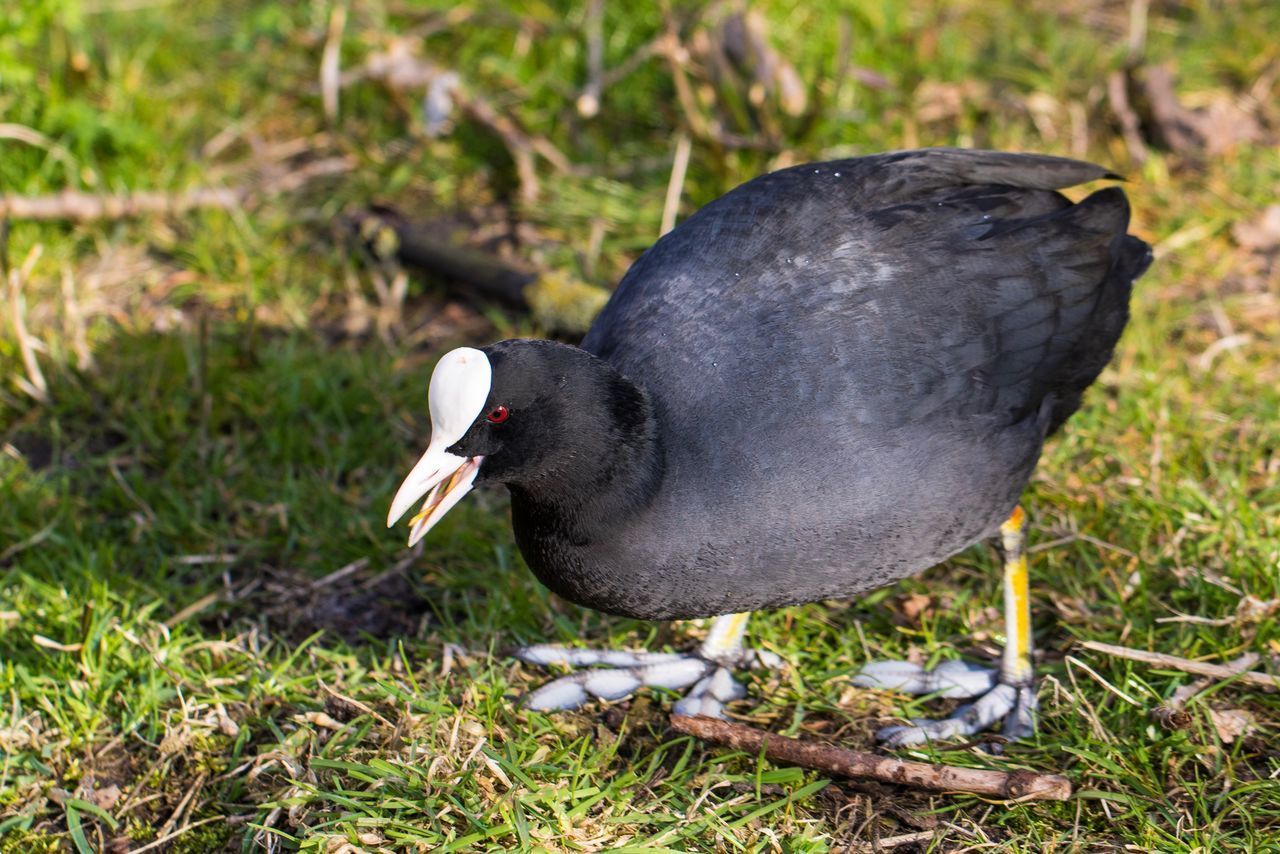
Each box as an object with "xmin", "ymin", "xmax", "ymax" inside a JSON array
[
  {"xmin": 514, "ymin": 644, "xmax": 780, "ymax": 718},
  {"xmin": 853, "ymin": 659, "xmax": 1036, "ymax": 747}
]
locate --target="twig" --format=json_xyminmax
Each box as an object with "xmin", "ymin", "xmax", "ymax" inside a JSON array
[
  {"xmin": 659, "ymin": 133, "xmax": 692, "ymax": 237},
  {"xmin": 357, "ymin": 544, "xmax": 424, "ymax": 591},
  {"xmin": 164, "ymin": 592, "xmax": 223, "ymax": 628},
  {"xmin": 455, "ymin": 92, "xmax": 541, "ymax": 204},
  {"xmin": 321, "ymin": 4, "xmax": 348, "ymax": 122},
  {"xmin": 0, "ymin": 122, "xmax": 77, "ymax": 169},
  {"xmin": 598, "ymin": 36, "xmax": 662, "ymax": 92},
  {"xmin": 0, "ymin": 521, "xmax": 57, "ymax": 565},
  {"xmin": 576, "ymin": 0, "xmax": 605, "ymax": 117},
  {"xmin": 655, "ymin": 27, "xmax": 777, "ymax": 152},
  {"xmin": 1065, "ymin": 656, "xmax": 1141, "ymax": 707},
  {"xmin": 1079, "ymin": 641, "xmax": 1277, "ymax": 691},
  {"xmin": 1107, "ymin": 71, "xmax": 1148, "ymax": 165},
  {"xmin": 1126, "ymin": 0, "xmax": 1149, "ymax": 63},
  {"xmin": 308, "ymin": 556, "xmax": 370, "ymax": 590},
  {"xmin": 659, "ymin": 24, "xmax": 711, "ymax": 142},
  {"xmin": 173, "ymin": 554, "xmax": 238, "ymax": 565},
  {"xmin": 0, "ymin": 187, "xmax": 241, "ymax": 221},
  {"xmin": 0, "ymin": 156, "xmax": 350, "ymax": 222},
  {"xmin": 318, "ymin": 681, "xmax": 395, "ymax": 728},
  {"xmin": 669, "ymin": 715, "xmax": 1072, "ymax": 801},
  {"xmin": 153, "ymin": 771, "xmax": 206, "ymax": 840}
]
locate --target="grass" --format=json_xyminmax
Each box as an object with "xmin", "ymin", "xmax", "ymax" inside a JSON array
[{"xmin": 2, "ymin": 0, "xmax": 1278, "ymax": 850}]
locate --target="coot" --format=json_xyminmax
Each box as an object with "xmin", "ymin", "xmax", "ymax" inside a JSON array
[{"xmin": 388, "ymin": 148, "xmax": 1152, "ymax": 745}]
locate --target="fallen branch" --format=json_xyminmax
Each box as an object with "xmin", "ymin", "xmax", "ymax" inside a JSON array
[
  {"xmin": 0, "ymin": 155, "xmax": 351, "ymax": 222},
  {"xmin": 1107, "ymin": 70, "xmax": 1148, "ymax": 165},
  {"xmin": 669, "ymin": 715, "xmax": 1072, "ymax": 801},
  {"xmin": 0, "ymin": 187, "xmax": 242, "ymax": 222},
  {"xmin": 340, "ymin": 208, "xmax": 537, "ymax": 308},
  {"xmin": 1079, "ymin": 641, "xmax": 1278, "ymax": 691}
]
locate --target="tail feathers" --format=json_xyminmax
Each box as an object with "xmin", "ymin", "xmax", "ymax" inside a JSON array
[{"xmin": 1042, "ymin": 230, "xmax": 1151, "ymax": 436}]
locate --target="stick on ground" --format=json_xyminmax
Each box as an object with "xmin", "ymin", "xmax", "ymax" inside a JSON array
[
  {"xmin": 670, "ymin": 714, "xmax": 1072, "ymax": 801},
  {"xmin": 1079, "ymin": 641, "xmax": 1278, "ymax": 691}
]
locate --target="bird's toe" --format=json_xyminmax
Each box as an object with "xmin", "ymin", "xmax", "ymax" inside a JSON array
[
  {"xmin": 513, "ymin": 644, "xmax": 686, "ymax": 668},
  {"xmin": 872, "ymin": 681, "xmax": 1027, "ymax": 746},
  {"xmin": 672, "ymin": 666, "xmax": 747, "ymax": 718},
  {"xmin": 854, "ymin": 658, "xmax": 996, "ymax": 699},
  {"xmin": 1000, "ymin": 684, "xmax": 1038, "ymax": 743},
  {"xmin": 515, "ymin": 642, "xmax": 767, "ymax": 715},
  {"xmin": 519, "ymin": 650, "xmax": 714, "ymax": 712}
]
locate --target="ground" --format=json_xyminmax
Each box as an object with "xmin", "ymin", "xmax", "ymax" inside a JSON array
[{"xmin": 1, "ymin": 0, "xmax": 1278, "ymax": 851}]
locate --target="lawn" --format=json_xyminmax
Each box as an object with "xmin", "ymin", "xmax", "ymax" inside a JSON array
[{"xmin": 1, "ymin": 0, "xmax": 1278, "ymax": 850}]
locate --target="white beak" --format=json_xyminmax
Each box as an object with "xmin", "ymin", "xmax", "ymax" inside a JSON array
[
  {"xmin": 387, "ymin": 446, "xmax": 482, "ymax": 546},
  {"xmin": 386, "ymin": 346, "xmax": 492, "ymax": 546}
]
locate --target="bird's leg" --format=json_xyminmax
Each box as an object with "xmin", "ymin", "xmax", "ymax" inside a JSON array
[
  {"xmin": 854, "ymin": 506, "xmax": 1038, "ymax": 747},
  {"xmin": 515, "ymin": 612, "xmax": 780, "ymax": 716}
]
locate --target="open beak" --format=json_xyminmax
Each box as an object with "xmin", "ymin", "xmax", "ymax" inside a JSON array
[
  {"xmin": 387, "ymin": 445, "xmax": 483, "ymax": 546},
  {"xmin": 387, "ymin": 346, "xmax": 492, "ymax": 547}
]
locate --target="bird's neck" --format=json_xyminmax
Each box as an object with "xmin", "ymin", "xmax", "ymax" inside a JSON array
[{"xmin": 507, "ymin": 369, "xmax": 663, "ymax": 546}]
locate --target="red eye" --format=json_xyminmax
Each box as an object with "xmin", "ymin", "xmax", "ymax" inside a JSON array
[{"xmin": 486, "ymin": 405, "xmax": 509, "ymax": 424}]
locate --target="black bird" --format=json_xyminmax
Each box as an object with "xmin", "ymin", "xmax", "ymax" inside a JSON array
[{"xmin": 387, "ymin": 148, "xmax": 1152, "ymax": 744}]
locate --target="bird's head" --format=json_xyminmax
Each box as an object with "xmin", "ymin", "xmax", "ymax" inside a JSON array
[{"xmin": 386, "ymin": 339, "xmax": 645, "ymax": 546}]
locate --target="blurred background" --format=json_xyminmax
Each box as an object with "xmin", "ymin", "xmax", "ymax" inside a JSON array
[{"xmin": 1, "ymin": 1, "xmax": 1277, "ymax": 850}]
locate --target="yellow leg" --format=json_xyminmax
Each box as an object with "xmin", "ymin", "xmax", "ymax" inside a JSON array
[
  {"xmin": 699, "ymin": 612, "xmax": 751, "ymax": 662},
  {"xmin": 999, "ymin": 506, "xmax": 1033, "ymax": 686}
]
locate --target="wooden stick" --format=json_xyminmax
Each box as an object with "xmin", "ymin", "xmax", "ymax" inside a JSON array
[
  {"xmin": 455, "ymin": 92, "xmax": 540, "ymax": 204},
  {"xmin": 339, "ymin": 208, "xmax": 537, "ymax": 308},
  {"xmin": 321, "ymin": 4, "xmax": 348, "ymax": 122},
  {"xmin": 1107, "ymin": 70, "xmax": 1148, "ymax": 165},
  {"xmin": 670, "ymin": 715, "xmax": 1072, "ymax": 801},
  {"xmin": 0, "ymin": 152, "xmax": 351, "ymax": 222},
  {"xmin": 659, "ymin": 133, "xmax": 692, "ymax": 237},
  {"xmin": 1078, "ymin": 641, "xmax": 1278, "ymax": 691},
  {"xmin": 0, "ymin": 187, "xmax": 243, "ymax": 221},
  {"xmin": 576, "ymin": 0, "xmax": 605, "ymax": 118}
]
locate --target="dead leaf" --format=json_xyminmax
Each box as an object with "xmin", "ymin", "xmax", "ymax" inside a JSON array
[
  {"xmin": 300, "ymin": 711, "xmax": 344, "ymax": 730},
  {"xmin": 159, "ymin": 725, "xmax": 194, "ymax": 757},
  {"xmin": 1152, "ymin": 704, "xmax": 1193, "ymax": 730},
  {"xmin": 87, "ymin": 783, "xmax": 122, "ymax": 811},
  {"xmin": 209, "ymin": 703, "xmax": 240, "ymax": 738},
  {"xmin": 1209, "ymin": 708, "xmax": 1254, "ymax": 743},
  {"xmin": 1234, "ymin": 205, "xmax": 1280, "ymax": 253},
  {"xmin": 899, "ymin": 592, "xmax": 934, "ymax": 623},
  {"xmin": 1129, "ymin": 65, "xmax": 1265, "ymax": 158}
]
